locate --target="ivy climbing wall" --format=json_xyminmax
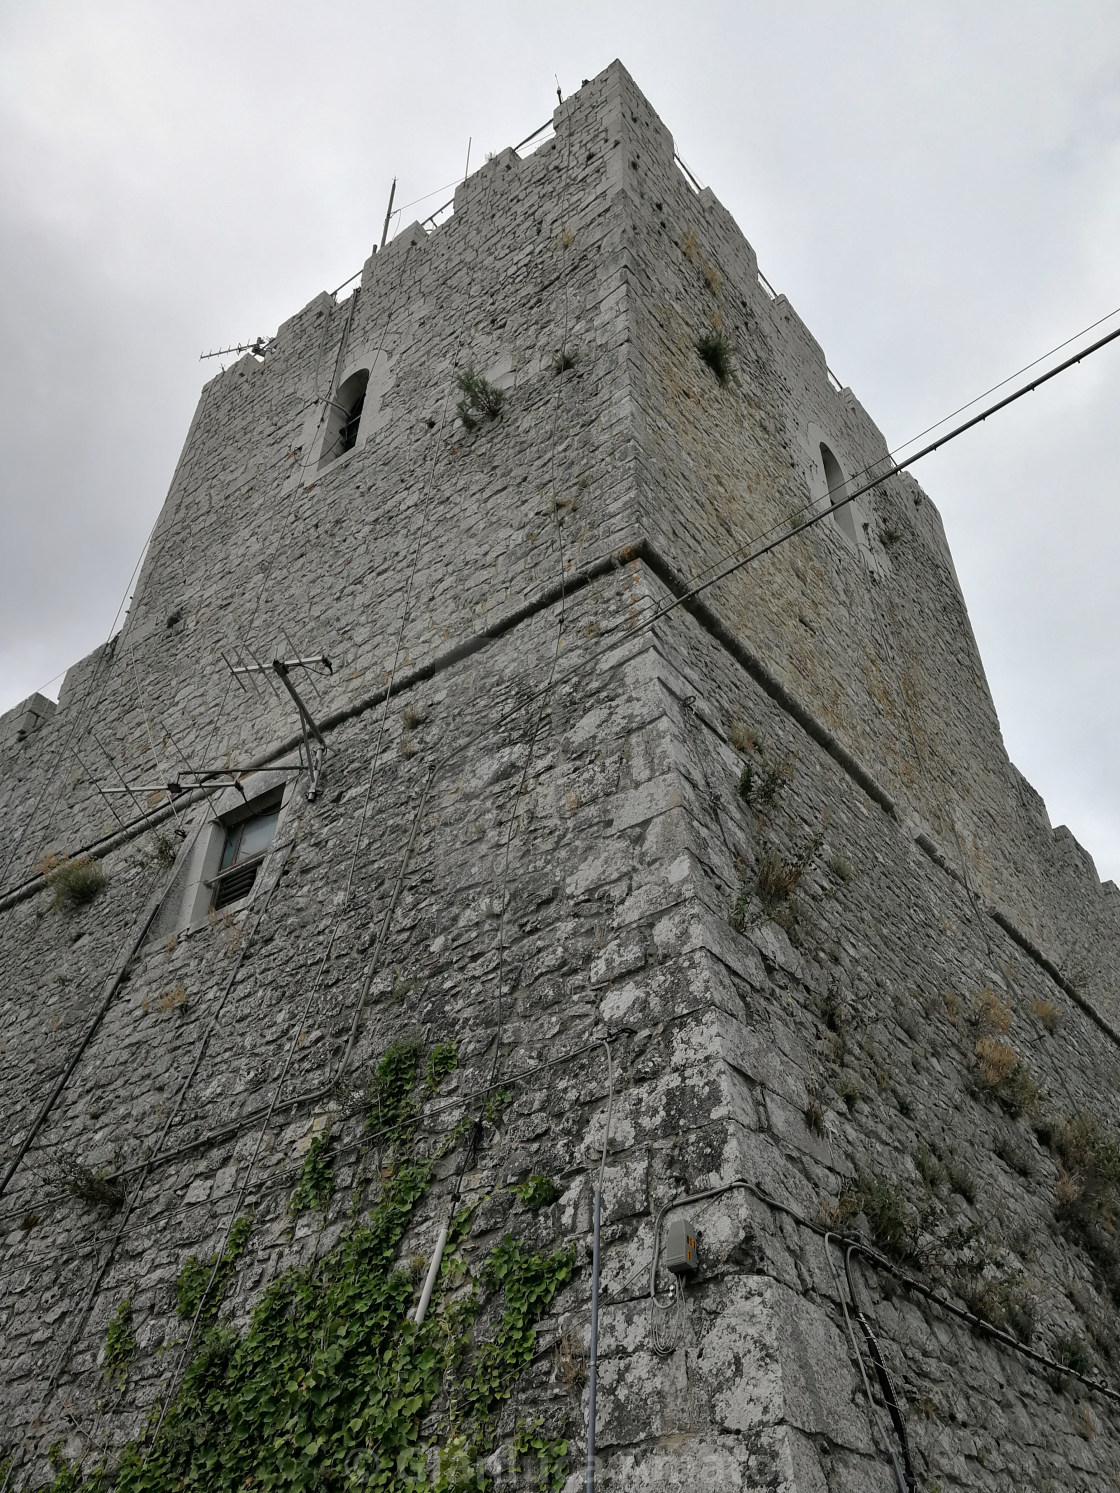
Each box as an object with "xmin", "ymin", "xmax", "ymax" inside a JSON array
[{"xmin": 3, "ymin": 59, "xmax": 1120, "ymax": 1493}]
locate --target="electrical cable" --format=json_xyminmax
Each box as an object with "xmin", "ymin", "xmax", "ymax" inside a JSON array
[
  {"xmin": 0, "ymin": 1029, "xmax": 630, "ymax": 1238},
  {"xmin": 0, "ymin": 360, "xmax": 355, "ymax": 1195},
  {"xmin": 38, "ymin": 842, "xmax": 294, "ymax": 1402},
  {"xmin": 824, "ymin": 1231, "xmax": 893, "ymax": 1468},
  {"xmin": 487, "ymin": 101, "xmax": 576, "ymax": 1095},
  {"xmin": 882, "ymin": 301, "xmax": 1120, "ymax": 464},
  {"xmin": 842, "ymin": 1245, "xmax": 916, "ymax": 1492},
  {"xmin": 331, "ymin": 145, "xmax": 509, "ymax": 1092},
  {"xmin": 416, "ymin": 310, "xmax": 1120, "ymax": 805},
  {"xmin": 2, "ymin": 116, "xmax": 566, "ymax": 898},
  {"xmin": 610, "ymin": 297, "xmax": 1120, "ymax": 626},
  {"xmin": 644, "ymin": 1178, "xmax": 1120, "ymax": 1405},
  {"xmin": 5, "ymin": 281, "xmax": 372, "ymax": 1226},
  {"xmin": 0, "ymin": 306, "xmax": 345, "ymax": 897},
  {"xmin": 9, "ymin": 156, "xmax": 1120, "ymax": 1474},
  {"xmin": 0, "ymin": 500, "xmax": 164, "ymax": 893},
  {"xmin": 14, "ymin": 288, "xmax": 383, "ymax": 1444},
  {"xmin": 142, "ymin": 156, "xmax": 510, "ymax": 1455},
  {"xmin": 13, "ymin": 285, "xmax": 1118, "ymax": 910}
]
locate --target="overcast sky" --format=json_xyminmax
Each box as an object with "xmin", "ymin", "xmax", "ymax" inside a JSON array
[{"xmin": 1, "ymin": 1, "xmax": 1118, "ymax": 880}]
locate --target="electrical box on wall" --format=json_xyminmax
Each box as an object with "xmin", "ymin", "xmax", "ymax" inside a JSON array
[{"xmin": 665, "ymin": 1216, "xmax": 699, "ymax": 1276}]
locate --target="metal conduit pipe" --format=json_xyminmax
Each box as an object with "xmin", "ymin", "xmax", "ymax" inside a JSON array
[
  {"xmin": 586, "ymin": 1040, "xmax": 614, "ymax": 1493},
  {"xmin": 585, "ymin": 1187, "xmax": 602, "ymax": 1493},
  {"xmin": 414, "ymin": 1221, "xmax": 449, "ymax": 1327},
  {"xmin": 0, "ymin": 845, "xmax": 191, "ymax": 1200}
]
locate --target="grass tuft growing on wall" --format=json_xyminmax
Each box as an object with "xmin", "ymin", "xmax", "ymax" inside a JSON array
[
  {"xmin": 974, "ymin": 1037, "xmax": 1039, "ymax": 1117},
  {"xmin": 696, "ymin": 330, "xmax": 733, "ymax": 384},
  {"xmin": 1048, "ymin": 1113, "xmax": 1120, "ymax": 1301},
  {"xmin": 44, "ymin": 855, "xmax": 107, "ymax": 911}
]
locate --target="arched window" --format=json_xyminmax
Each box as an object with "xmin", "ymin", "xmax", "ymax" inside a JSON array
[
  {"xmin": 821, "ymin": 443, "xmax": 857, "ymax": 548},
  {"xmin": 319, "ymin": 369, "xmax": 369, "ymax": 468}
]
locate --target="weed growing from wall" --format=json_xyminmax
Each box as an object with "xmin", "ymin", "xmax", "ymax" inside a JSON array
[
  {"xmin": 696, "ymin": 330, "xmax": 733, "ymax": 385},
  {"xmin": 1047, "ymin": 1113, "xmax": 1120, "ymax": 1301},
  {"xmin": 174, "ymin": 1216, "xmax": 253, "ymax": 1322},
  {"xmin": 457, "ymin": 370, "xmax": 505, "ymax": 430},
  {"xmin": 845, "ymin": 1174, "xmax": 921, "ymax": 1262},
  {"xmin": 974, "ymin": 1037, "xmax": 1039, "ymax": 1117},
  {"xmin": 103, "ymin": 1298, "xmax": 135, "ymax": 1391},
  {"xmin": 47, "ymin": 1161, "xmax": 573, "ymax": 1491},
  {"xmin": 732, "ymin": 835, "xmax": 821, "ymax": 933},
  {"xmin": 58, "ymin": 1161, "xmax": 125, "ymax": 1211},
  {"xmin": 737, "ymin": 759, "xmax": 789, "ymax": 811},
  {"xmin": 1029, "ymin": 997, "xmax": 1061, "ymax": 1034},
  {"xmin": 38, "ymin": 1033, "xmax": 577, "ymax": 1492},
  {"xmin": 963, "ymin": 1273, "xmax": 1037, "ymax": 1344},
  {"xmin": 426, "ymin": 1041, "xmax": 459, "ymax": 1092},
  {"xmin": 1054, "ymin": 1331, "xmax": 1096, "ymax": 1377},
  {"xmin": 43, "ymin": 855, "xmax": 107, "ymax": 912},
  {"xmin": 511, "ymin": 1175, "xmax": 560, "ymax": 1210},
  {"xmin": 484, "ymin": 1087, "xmax": 512, "ymax": 1124},
  {"xmin": 288, "ymin": 1125, "xmax": 335, "ymax": 1216},
  {"xmin": 150, "ymin": 832, "xmax": 178, "ymax": 868},
  {"xmin": 513, "ymin": 1418, "xmax": 569, "ymax": 1491},
  {"xmin": 366, "ymin": 1040, "xmax": 421, "ymax": 1132}
]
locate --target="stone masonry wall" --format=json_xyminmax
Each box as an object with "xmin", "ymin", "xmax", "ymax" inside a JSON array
[{"xmin": 3, "ymin": 59, "xmax": 1120, "ymax": 1493}]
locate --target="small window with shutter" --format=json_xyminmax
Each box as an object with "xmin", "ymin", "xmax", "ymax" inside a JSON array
[{"xmin": 209, "ymin": 795, "xmax": 281, "ymax": 910}]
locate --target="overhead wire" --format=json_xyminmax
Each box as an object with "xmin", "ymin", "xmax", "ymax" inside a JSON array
[
  {"xmin": 0, "ymin": 303, "xmax": 346, "ymax": 896},
  {"xmin": 97, "ymin": 267, "xmax": 411, "ymax": 1451},
  {"xmin": 23, "ymin": 283, "xmax": 382, "ymax": 1433},
  {"xmin": 10, "ymin": 144, "xmax": 1120, "ymax": 1472},
  {"xmin": 414, "ymin": 309, "xmax": 1120, "ymax": 800},
  {"xmin": 143, "ymin": 151, "xmax": 511, "ymax": 1452},
  {"xmin": 14, "ymin": 291, "xmax": 1118, "ymax": 909},
  {"xmin": 882, "ymin": 300, "xmax": 1120, "ymax": 463},
  {"xmin": 330, "ymin": 147, "xmax": 509, "ymax": 1088},
  {"xmin": 823, "ymin": 1234, "xmax": 915, "ymax": 1493},
  {"xmin": 0, "ymin": 499, "xmax": 166, "ymax": 891},
  {"xmin": 8, "ymin": 295, "xmax": 1117, "ymax": 1232},
  {"xmin": 487, "ymin": 101, "xmax": 577, "ymax": 1093},
  {"xmin": 644, "ymin": 1179, "xmax": 1120, "ymax": 1429},
  {"xmin": 38, "ymin": 842, "xmax": 294, "ymax": 1404},
  {"xmin": 0, "ymin": 303, "xmax": 361, "ymax": 1200},
  {"xmin": 0, "ymin": 1028, "xmax": 629, "ymax": 1233}
]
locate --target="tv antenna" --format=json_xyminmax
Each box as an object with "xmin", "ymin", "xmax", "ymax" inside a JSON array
[
  {"xmin": 222, "ymin": 638, "xmax": 333, "ymax": 800},
  {"xmin": 199, "ymin": 336, "xmax": 273, "ymax": 362}
]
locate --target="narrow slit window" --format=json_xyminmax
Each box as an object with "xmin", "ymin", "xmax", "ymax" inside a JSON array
[
  {"xmin": 210, "ymin": 803, "xmax": 280, "ymax": 910},
  {"xmin": 319, "ymin": 369, "xmax": 369, "ymax": 468},
  {"xmin": 821, "ymin": 443, "xmax": 857, "ymax": 548}
]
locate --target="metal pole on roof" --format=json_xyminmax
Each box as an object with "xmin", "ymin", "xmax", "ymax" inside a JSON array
[{"xmin": 379, "ymin": 177, "xmax": 397, "ymax": 250}]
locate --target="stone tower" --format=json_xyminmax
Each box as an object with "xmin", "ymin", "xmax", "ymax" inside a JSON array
[{"xmin": 3, "ymin": 60, "xmax": 1120, "ymax": 1492}]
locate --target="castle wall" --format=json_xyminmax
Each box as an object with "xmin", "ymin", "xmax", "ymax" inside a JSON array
[
  {"xmin": 3, "ymin": 60, "xmax": 1120, "ymax": 1493},
  {"xmin": 601, "ymin": 64, "xmax": 1120, "ymax": 1019}
]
